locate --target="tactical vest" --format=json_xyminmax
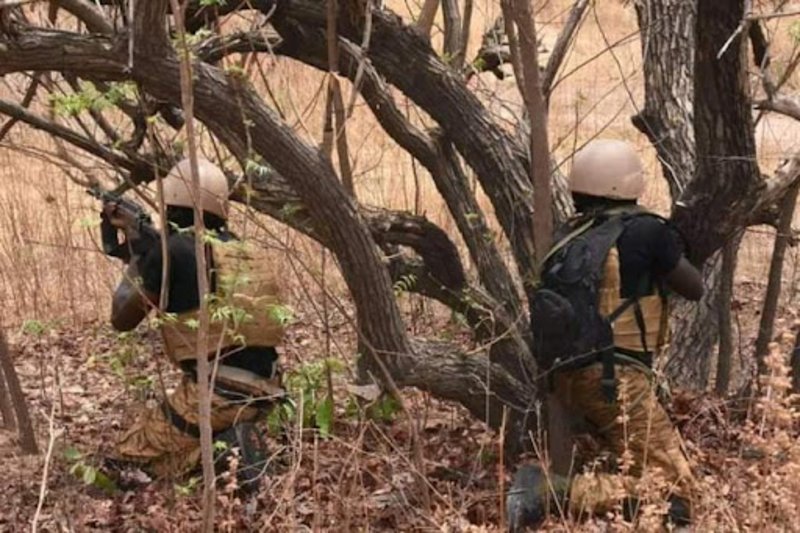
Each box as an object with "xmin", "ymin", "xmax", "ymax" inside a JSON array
[
  {"xmin": 161, "ymin": 238, "xmax": 285, "ymax": 364},
  {"xmin": 598, "ymin": 247, "xmax": 668, "ymax": 354}
]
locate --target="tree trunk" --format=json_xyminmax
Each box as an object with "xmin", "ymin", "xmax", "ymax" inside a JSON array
[
  {"xmin": 0, "ymin": 359, "xmax": 17, "ymax": 429},
  {"xmin": 633, "ymin": 0, "xmax": 717, "ymax": 390},
  {"xmin": 441, "ymin": 0, "xmax": 462, "ymax": 60},
  {"xmin": 509, "ymin": 0, "xmax": 566, "ymax": 474},
  {"xmin": 715, "ymin": 238, "xmax": 738, "ymax": 395},
  {"xmin": 675, "ymin": 0, "xmax": 760, "ymax": 263},
  {"xmin": 753, "ymin": 180, "xmax": 800, "ymax": 375},
  {"xmin": 792, "ymin": 330, "xmax": 800, "ymax": 394},
  {"xmin": 664, "ymin": 253, "xmax": 722, "ymax": 389},
  {"xmin": 633, "ymin": 0, "xmax": 696, "ymax": 198},
  {"xmin": 0, "ymin": 334, "xmax": 37, "ymax": 454},
  {"xmin": 634, "ymin": 0, "xmax": 762, "ymax": 391}
]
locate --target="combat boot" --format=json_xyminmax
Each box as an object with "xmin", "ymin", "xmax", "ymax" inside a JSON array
[
  {"xmin": 506, "ymin": 464, "xmax": 570, "ymax": 532},
  {"xmin": 214, "ymin": 422, "xmax": 269, "ymax": 495}
]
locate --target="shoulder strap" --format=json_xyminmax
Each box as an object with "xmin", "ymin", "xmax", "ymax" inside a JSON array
[{"xmin": 540, "ymin": 217, "xmax": 596, "ymax": 268}]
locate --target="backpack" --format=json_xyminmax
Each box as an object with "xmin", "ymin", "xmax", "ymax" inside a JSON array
[{"xmin": 529, "ymin": 207, "xmax": 662, "ymax": 401}]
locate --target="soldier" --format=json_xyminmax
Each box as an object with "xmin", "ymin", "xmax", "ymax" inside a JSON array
[
  {"xmin": 508, "ymin": 139, "xmax": 704, "ymax": 530},
  {"xmin": 104, "ymin": 158, "xmax": 286, "ymax": 487}
]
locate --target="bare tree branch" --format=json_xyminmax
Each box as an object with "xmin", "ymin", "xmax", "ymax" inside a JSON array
[
  {"xmin": 0, "ymin": 97, "xmax": 156, "ymax": 177},
  {"xmin": 755, "ymin": 94, "xmax": 800, "ymax": 121},
  {"xmin": 542, "ymin": 0, "xmax": 589, "ymax": 99},
  {"xmin": 0, "ymin": 74, "xmax": 38, "ymax": 142},
  {"xmin": 416, "ymin": 0, "xmax": 439, "ymax": 37}
]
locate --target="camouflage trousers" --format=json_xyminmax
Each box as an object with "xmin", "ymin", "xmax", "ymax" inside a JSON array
[
  {"xmin": 114, "ymin": 369, "xmax": 283, "ymax": 478},
  {"xmin": 553, "ymin": 361, "xmax": 695, "ymax": 518}
]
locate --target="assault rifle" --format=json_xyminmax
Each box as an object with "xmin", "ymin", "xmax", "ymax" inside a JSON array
[{"xmin": 87, "ymin": 186, "xmax": 160, "ymax": 262}]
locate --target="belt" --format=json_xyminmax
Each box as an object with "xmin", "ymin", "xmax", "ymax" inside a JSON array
[{"xmin": 551, "ymin": 348, "xmax": 653, "ymax": 403}]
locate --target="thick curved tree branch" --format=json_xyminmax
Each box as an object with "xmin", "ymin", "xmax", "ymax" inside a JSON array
[
  {"xmin": 273, "ymin": 26, "xmax": 524, "ymax": 321},
  {"xmin": 55, "ymin": 0, "xmax": 114, "ymax": 34},
  {"xmin": 272, "ymin": 2, "xmax": 539, "ymax": 281}
]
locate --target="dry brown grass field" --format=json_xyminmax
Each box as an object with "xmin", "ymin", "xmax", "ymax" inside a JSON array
[{"xmin": 0, "ymin": 1, "xmax": 799, "ymax": 531}]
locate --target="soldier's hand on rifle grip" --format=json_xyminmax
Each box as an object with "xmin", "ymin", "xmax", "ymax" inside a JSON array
[
  {"xmin": 99, "ymin": 203, "xmax": 132, "ymax": 263},
  {"xmin": 102, "ymin": 201, "xmax": 127, "ymax": 229}
]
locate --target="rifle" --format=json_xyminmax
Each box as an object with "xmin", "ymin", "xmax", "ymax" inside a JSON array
[{"xmin": 87, "ymin": 186, "xmax": 160, "ymax": 262}]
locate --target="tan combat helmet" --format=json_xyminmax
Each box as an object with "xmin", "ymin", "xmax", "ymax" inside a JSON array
[
  {"xmin": 162, "ymin": 157, "xmax": 229, "ymax": 219},
  {"xmin": 569, "ymin": 139, "xmax": 645, "ymax": 200}
]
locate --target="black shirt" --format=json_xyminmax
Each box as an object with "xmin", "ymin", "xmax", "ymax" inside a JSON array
[
  {"xmin": 138, "ymin": 231, "xmax": 278, "ymax": 377},
  {"xmin": 614, "ymin": 215, "xmax": 684, "ymax": 298}
]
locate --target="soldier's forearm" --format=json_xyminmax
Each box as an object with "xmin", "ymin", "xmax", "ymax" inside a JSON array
[{"xmin": 111, "ymin": 262, "xmax": 148, "ymax": 331}]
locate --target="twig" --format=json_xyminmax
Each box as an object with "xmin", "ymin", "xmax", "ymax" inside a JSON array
[
  {"xmin": 747, "ymin": 8, "xmax": 800, "ymax": 21},
  {"xmin": 0, "ymin": 75, "xmax": 39, "ymax": 143},
  {"xmin": 0, "ymin": 99, "xmax": 142, "ymax": 172},
  {"xmin": 542, "ymin": 0, "xmax": 589, "ymax": 99},
  {"xmin": 0, "ymin": 0, "xmax": 42, "ymax": 6},
  {"xmin": 345, "ymin": 0, "xmax": 373, "ymax": 119},
  {"xmin": 31, "ymin": 401, "xmax": 56, "ymax": 533},
  {"xmin": 498, "ymin": 406, "xmax": 508, "ymax": 531},
  {"xmin": 455, "ymin": 0, "xmax": 473, "ymax": 70},
  {"xmin": 168, "ymin": 0, "xmax": 216, "ymax": 529},
  {"xmin": 718, "ymin": 18, "xmax": 748, "ymax": 59}
]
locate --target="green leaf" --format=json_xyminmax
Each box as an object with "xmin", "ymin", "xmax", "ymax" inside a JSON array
[
  {"xmin": 63, "ymin": 447, "xmax": 82, "ymax": 462},
  {"xmin": 267, "ymin": 401, "xmax": 296, "ymax": 434},
  {"xmin": 82, "ymin": 466, "xmax": 97, "ymax": 485},
  {"xmin": 21, "ymin": 319, "xmax": 48, "ymax": 336},
  {"xmin": 267, "ymin": 304, "xmax": 294, "ymax": 325},
  {"xmin": 175, "ymin": 476, "xmax": 201, "ymax": 496},
  {"xmin": 367, "ymin": 394, "xmax": 401, "ymax": 422},
  {"xmin": 316, "ymin": 396, "xmax": 334, "ymax": 438},
  {"xmin": 213, "ymin": 440, "xmax": 229, "ymax": 452},
  {"xmin": 92, "ymin": 471, "xmax": 118, "ymax": 494}
]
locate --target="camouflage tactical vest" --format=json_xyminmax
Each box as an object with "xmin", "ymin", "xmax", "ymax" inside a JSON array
[
  {"xmin": 598, "ymin": 246, "xmax": 668, "ymax": 354},
  {"xmin": 160, "ymin": 238, "xmax": 285, "ymax": 364}
]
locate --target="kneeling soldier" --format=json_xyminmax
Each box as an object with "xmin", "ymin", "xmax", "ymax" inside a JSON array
[{"xmin": 105, "ymin": 158, "xmax": 286, "ymax": 487}]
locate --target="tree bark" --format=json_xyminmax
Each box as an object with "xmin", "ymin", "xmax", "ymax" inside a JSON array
[
  {"xmin": 675, "ymin": 0, "xmax": 760, "ymax": 263},
  {"xmin": 0, "ymin": 334, "xmax": 37, "ymax": 454},
  {"xmin": 509, "ymin": 0, "xmax": 566, "ymax": 475},
  {"xmin": 715, "ymin": 238, "xmax": 738, "ymax": 396},
  {"xmin": 792, "ymin": 330, "xmax": 800, "ymax": 394},
  {"xmin": 0, "ymin": 359, "xmax": 17, "ymax": 430},
  {"xmin": 632, "ymin": 0, "xmax": 696, "ymax": 198},
  {"xmin": 633, "ymin": 0, "xmax": 767, "ymax": 391},
  {"xmin": 441, "ymin": 0, "xmax": 462, "ymax": 60},
  {"xmin": 664, "ymin": 251, "xmax": 725, "ymax": 390},
  {"xmin": 274, "ymin": 4, "xmax": 539, "ymax": 281},
  {"xmin": 753, "ymin": 179, "xmax": 800, "ymax": 375}
]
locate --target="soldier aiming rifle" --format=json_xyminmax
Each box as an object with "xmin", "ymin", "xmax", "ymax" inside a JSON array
[{"xmin": 89, "ymin": 159, "xmax": 288, "ymax": 493}]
